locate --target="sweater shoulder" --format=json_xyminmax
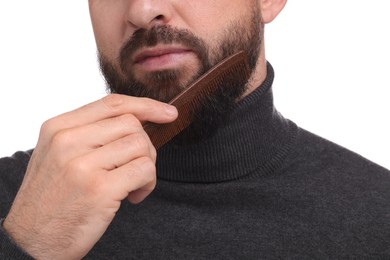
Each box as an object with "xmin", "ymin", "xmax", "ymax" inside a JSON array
[
  {"xmin": 278, "ymin": 126, "xmax": 390, "ymax": 214},
  {"xmin": 268, "ymin": 128, "xmax": 390, "ymax": 255},
  {"xmin": 285, "ymin": 127, "xmax": 389, "ymax": 175}
]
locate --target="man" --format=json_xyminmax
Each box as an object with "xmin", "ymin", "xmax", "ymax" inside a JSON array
[{"xmin": 1, "ymin": 0, "xmax": 389, "ymax": 259}]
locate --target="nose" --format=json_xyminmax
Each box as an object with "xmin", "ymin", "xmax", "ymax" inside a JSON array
[{"xmin": 127, "ymin": 0, "xmax": 174, "ymax": 29}]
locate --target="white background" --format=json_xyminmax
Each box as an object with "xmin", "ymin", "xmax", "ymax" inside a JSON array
[{"xmin": 0, "ymin": 1, "xmax": 389, "ymax": 169}]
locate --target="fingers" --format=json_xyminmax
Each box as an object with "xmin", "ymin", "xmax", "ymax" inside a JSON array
[
  {"xmin": 3, "ymin": 95, "xmax": 169, "ymax": 259},
  {"xmin": 65, "ymin": 125, "xmax": 157, "ymax": 203},
  {"xmin": 36, "ymin": 94, "xmax": 164, "ymax": 209},
  {"xmin": 45, "ymin": 95, "xmax": 177, "ymax": 136},
  {"xmin": 35, "ymin": 94, "xmax": 177, "ymax": 160},
  {"xmin": 82, "ymin": 131, "xmax": 156, "ymax": 171},
  {"xmin": 42, "ymin": 113, "xmax": 158, "ymax": 166},
  {"xmin": 108, "ymin": 156, "xmax": 157, "ymax": 204},
  {"xmin": 51, "ymin": 113, "xmax": 145, "ymax": 151}
]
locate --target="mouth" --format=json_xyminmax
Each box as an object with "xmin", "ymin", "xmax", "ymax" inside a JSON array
[{"xmin": 132, "ymin": 46, "xmax": 195, "ymax": 71}]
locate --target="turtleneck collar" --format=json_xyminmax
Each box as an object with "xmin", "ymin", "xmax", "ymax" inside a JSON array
[{"xmin": 156, "ymin": 62, "xmax": 297, "ymax": 183}]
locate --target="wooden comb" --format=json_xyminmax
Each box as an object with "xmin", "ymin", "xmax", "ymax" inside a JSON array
[{"xmin": 144, "ymin": 51, "xmax": 250, "ymax": 150}]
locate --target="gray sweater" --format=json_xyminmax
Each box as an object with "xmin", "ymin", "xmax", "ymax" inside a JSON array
[{"xmin": 1, "ymin": 64, "xmax": 389, "ymax": 259}]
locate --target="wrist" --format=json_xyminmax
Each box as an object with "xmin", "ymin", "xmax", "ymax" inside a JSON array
[{"xmin": 0, "ymin": 218, "xmax": 34, "ymax": 260}]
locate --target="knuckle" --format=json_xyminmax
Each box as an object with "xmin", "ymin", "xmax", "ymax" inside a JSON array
[
  {"xmin": 150, "ymin": 146, "xmax": 157, "ymax": 162},
  {"xmin": 40, "ymin": 118, "xmax": 58, "ymax": 137},
  {"xmin": 141, "ymin": 157, "xmax": 156, "ymax": 177},
  {"xmin": 139, "ymin": 97, "xmax": 163, "ymax": 113},
  {"xmin": 131, "ymin": 133, "xmax": 150, "ymax": 153},
  {"xmin": 65, "ymin": 157, "xmax": 90, "ymax": 177},
  {"xmin": 101, "ymin": 94, "xmax": 125, "ymax": 111},
  {"xmin": 50, "ymin": 129, "xmax": 74, "ymax": 149},
  {"xmin": 118, "ymin": 114, "xmax": 141, "ymax": 129},
  {"xmin": 86, "ymin": 175, "xmax": 107, "ymax": 195},
  {"xmin": 65, "ymin": 158, "xmax": 106, "ymax": 194},
  {"xmin": 131, "ymin": 157, "xmax": 156, "ymax": 183}
]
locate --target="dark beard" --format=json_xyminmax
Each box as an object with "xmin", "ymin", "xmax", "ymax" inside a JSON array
[
  {"xmin": 98, "ymin": 9, "xmax": 262, "ymax": 146},
  {"xmin": 101, "ymin": 26, "xmax": 212, "ymax": 102}
]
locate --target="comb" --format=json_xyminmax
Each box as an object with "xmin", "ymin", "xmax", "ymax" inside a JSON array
[{"xmin": 144, "ymin": 51, "xmax": 250, "ymax": 150}]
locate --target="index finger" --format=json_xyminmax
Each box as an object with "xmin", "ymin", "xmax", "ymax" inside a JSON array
[{"xmin": 50, "ymin": 94, "xmax": 178, "ymax": 130}]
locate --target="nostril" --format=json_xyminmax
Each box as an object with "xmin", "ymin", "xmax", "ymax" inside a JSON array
[{"xmin": 155, "ymin": 15, "xmax": 164, "ymax": 20}]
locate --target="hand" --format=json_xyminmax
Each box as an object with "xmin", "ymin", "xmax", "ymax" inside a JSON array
[{"xmin": 3, "ymin": 94, "xmax": 178, "ymax": 260}]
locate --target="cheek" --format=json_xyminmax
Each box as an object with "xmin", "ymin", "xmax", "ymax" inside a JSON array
[
  {"xmin": 175, "ymin": 1, "xmax": 246, "ymax": 45},
  {"xmin": 90, "ymin": 7, "xmax": 129, "ymax": 61}
]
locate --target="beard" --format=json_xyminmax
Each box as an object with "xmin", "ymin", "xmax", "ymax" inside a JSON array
[{"xmin": 98, "ymin": 8, "xmax": 263, "ymax": 145}]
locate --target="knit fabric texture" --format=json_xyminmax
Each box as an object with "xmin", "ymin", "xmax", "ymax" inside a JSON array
[{"xmin": 1, "ymin": 63, "xmax": 389, "ymax": 259}]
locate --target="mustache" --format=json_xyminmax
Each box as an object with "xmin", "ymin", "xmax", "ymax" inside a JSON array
[{"xmin": 119, "ymin": 25, "xmax": 210, "ymax": 72}]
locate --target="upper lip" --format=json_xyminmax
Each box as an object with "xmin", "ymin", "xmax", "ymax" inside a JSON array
[{"xmin": 133, "ymin": 46, "xmax": 192, "ymax": 64}]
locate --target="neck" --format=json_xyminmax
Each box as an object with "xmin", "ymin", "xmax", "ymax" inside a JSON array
[
  {"xmin": 156, "ymin": 62, "xmax": 298, "ymax": 183},
  {"xmin": 242, "ymin": 43, "xmax": 267, "ymax": 98}
]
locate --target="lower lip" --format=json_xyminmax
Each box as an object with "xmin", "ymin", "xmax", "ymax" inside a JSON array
[{"xmin": 135, "ymin": 51, "xmax": 194, "ymax": 71}]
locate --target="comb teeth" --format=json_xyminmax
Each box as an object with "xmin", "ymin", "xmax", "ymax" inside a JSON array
[{"xmin": 144, "ymin": 51, "xmax": 250, "ymax": 150}]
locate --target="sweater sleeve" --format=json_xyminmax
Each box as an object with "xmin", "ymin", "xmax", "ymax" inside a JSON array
[
  {"xmin": 1, "ymin": 151, "xmax": 34, "ymax": 259},
  {"xmin": 0, "ymin": 219, "xmax": 34, "ymax": 259}
]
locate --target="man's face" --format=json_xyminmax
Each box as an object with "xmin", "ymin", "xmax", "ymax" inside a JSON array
[
  {"xmin": 89, "ymin": 0, "xmax": 263, "ymax": 141},
  {"xmin": 89, "ymin": 0, "xmax": 262, "ymax": 101}
]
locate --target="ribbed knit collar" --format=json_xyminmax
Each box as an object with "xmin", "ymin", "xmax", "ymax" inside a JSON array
[{"xmin": 156, "ymin": 62, "xmax": 297, "ymax": 183}]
